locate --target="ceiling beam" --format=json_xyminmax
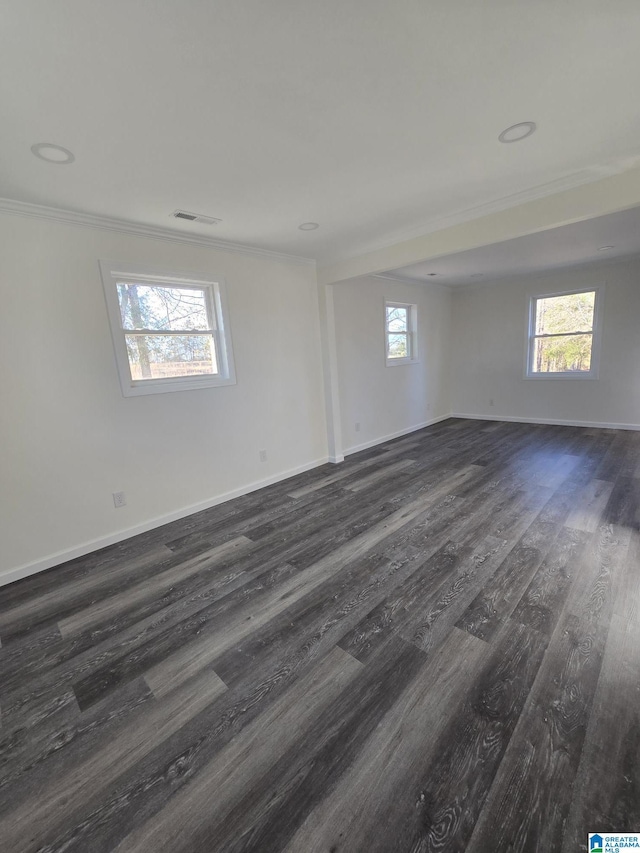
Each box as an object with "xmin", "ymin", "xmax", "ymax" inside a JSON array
[{"xmin": 318, "ymin": 164, "xmax": 640, "ymax": 285}]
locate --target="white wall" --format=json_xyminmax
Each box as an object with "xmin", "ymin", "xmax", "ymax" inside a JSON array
[
  {"xmin": 0, "ymin": 214, "xmax": 328, "ymax": 582},
  {"xmin": 333, "ymin": 276, "xmax": 452, "ymax": 453},
  {"xmin": 6, "ymin": 212, "xmax": 638, "ymax": 586},
  {"xmin": 450, "ymin": 258, "xmax": 640, "ymax": 428}
]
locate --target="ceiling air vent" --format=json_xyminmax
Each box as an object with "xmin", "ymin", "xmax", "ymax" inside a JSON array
[{"xmin": 171, "ymin": 210, "xmax": 222, "ymax": 226}]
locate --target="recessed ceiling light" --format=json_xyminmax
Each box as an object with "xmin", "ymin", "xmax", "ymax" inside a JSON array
[
  {"xmin": 298, "ymin": 222, "xmax": 319, "ymax": 231},
  {"xmin": 498, "ymin": 122, "xmax": 537, "ymax": 144},
  {"xmin": 31, "ymin": 142, "xmax": 75, "ymax": 164},
  {"xmin": 597, "ymin": 245, "xmax": 615, "ymax": 251},
  {"xmin": 470, "ymin": 273, "xmax": 484, "ymax": 278}
]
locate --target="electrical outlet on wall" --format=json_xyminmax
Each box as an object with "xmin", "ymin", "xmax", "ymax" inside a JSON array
[
  {"xmin": 113, "ymin": 491, "xmax": 126, "ymax": 508},
  {"xmin": 259, "ymin": 449, "xmax": 268, "ymax": 462},
  {"xmin": 355, "ymin": 422, "xmax": 361, "ymax": 432},
  {"xmin": 489, "ymin": 399, "xmax": 495, "ymax": 407}
]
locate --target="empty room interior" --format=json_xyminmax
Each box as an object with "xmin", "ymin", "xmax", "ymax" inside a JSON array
[{"xmin": 2, "ymin": 2, "xmax": 640, "ymax": 852}]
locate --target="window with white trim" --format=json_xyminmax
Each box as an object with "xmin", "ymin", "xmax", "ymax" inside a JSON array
[
  {"xmin": 526, "ymin": 286, "xmax": 603, "ymax": 379},
  {"xmin": 100, "ymin": 261, "xmax": 236, "ymax": 396},
  {"xmin": 385, "ymin": 301, "xmax": 418, "ymax": 366}
]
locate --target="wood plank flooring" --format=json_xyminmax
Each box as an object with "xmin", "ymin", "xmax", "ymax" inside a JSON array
[{"xmin": 1, "ymin": 418, "xmax": 639, "ymax": 852}]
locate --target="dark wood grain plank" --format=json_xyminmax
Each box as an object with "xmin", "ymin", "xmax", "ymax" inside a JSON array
[
  {"xmin": 340, "ymin": 481, "xmax": 548, "ymax": 662},
  {"xmin": 381, "ymin": 618, "xmax": 549, "ymax": 853},
  {"xmin": 0, "ymin": 668, "xmax": 228, "ymax": 853},
  {"xmin": 131, "ymin": 637, "xmax": 422, "ymax": 853},
  {"xmin": 0, "ymin": 546, "xmax": 174, "ymax": 641},
  {"xmin": 0, "ymin": 677, "xmax": 151, "ymax": 811},
  {"xmin": 565, "ymin": 478, "xmax": 614, "ymax": 533},
  {"xmin": 561, "ymin": 611, "xmax": 640, "ymax": 852},
  {"xmin": 0, "ymin": 421, "xmax": 635, "ymax": 853},
  {"xmin": 467, "ymin": 522, "xmax": 630, "ymax": 853},
  {"xmin": 561, "ymin": 528, "xmax": 640, "ymax": 852},
  {"xmin": 510, "ymin": 526, "xmax": 590, "ymax": 637},
  {"xmin": 109, "ymin": 647, "xmax": 362, "ymax": 853},
  {"xmin": 282, "ymin": 627, "xmax": 489, "ymax": 853},
  {"xmin": 456, "ymin": 518, "xmax": 562, "ymax": 641},
  {"xmin": 57, "ymin": 536, "xmax": 256, "ymax": 637}
]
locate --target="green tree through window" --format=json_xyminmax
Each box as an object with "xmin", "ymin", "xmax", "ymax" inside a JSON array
[
  {"xmin": 117, "ymin": 283, "xmax": 217, "ymax": 380},
  {"xmin": 529, "ymin": 290, "xmax": 596, "ymax": 374}
]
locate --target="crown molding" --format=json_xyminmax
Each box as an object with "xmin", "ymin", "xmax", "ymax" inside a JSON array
[
  {"xmin": 321, "ymin": 161, "xmax": 633, "ymax": 269},
  {"xmin": 371, "ymin": 272, "xmax": 451, "ymax": 291},
  {"xmin": 0, "ymin": 197, "xmax": 316, "ymax": 267},
  {"xmin": 373, "ymin": 166, "xmax": 620, "ymax": 250},
  {"xmin": 441, "ymin": 249, "xmax": 640, "ymax": 292}
]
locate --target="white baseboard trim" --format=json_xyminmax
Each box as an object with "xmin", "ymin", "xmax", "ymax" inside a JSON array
[
  {"xmin": 451, "ymin": 412, "xmax": 640, "ymax": 431},
  {"xmin": 0, "ymin": 456, "xmax": 329, "ymax": 588},
  {"xmin": 6, "ymin": 410, "xmax": 635, "ymax": 589},
  {"xmin": 343, "ymin": 414, "xmax": 451, "ymax": 456}
]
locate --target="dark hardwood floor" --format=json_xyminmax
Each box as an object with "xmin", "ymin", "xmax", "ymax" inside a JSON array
[{"xmin": 1, "ymin": 418, "xmax": 639, "ymax": 852}]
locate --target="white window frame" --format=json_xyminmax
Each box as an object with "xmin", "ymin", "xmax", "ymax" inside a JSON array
[
  {"xmin": 384, "ymin": 300, "xmax": 418, "ymax": 367},
  {"xmin": 100, "ymin": 260, "xmax": 236, "ymax": 396},
  {"xmin": 524, "ymin": 284, "xmax": 604, "ymax": 380}
]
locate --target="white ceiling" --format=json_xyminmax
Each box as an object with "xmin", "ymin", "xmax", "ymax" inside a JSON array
[
  {"xmin": 383, "ymin": 204, "xmax": 640, "ymax": 286},
  {"xmin": 2, "ymin": 0, "xmax": 640, "ymax": 265}
]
